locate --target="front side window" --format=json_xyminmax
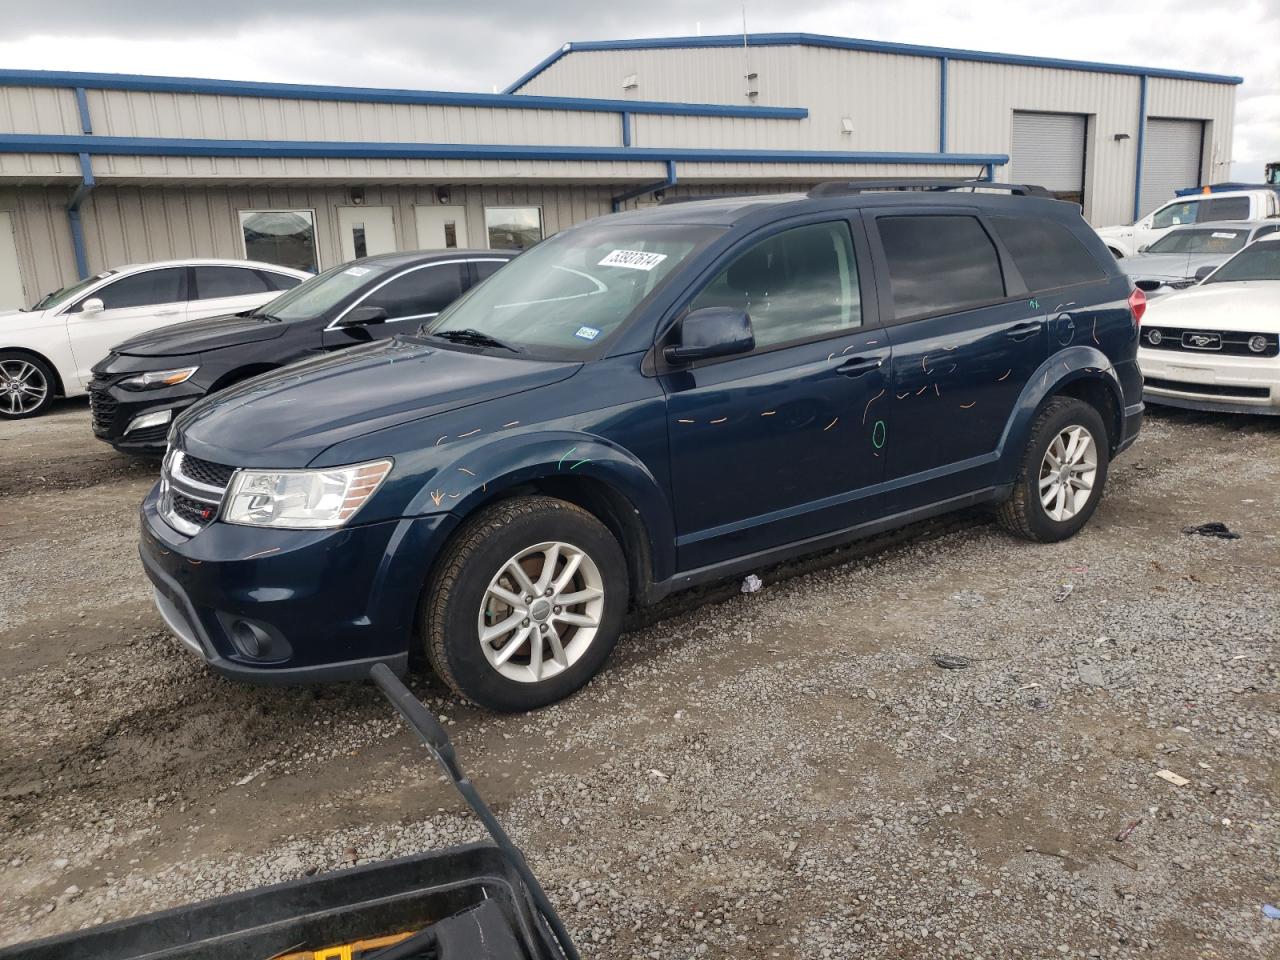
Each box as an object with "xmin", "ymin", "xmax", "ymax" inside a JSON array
[
  {"xmin": 1203, "ymin": 241, "xmax": 1280, "ymax": 283},
  {"xmin": 1151, "ymin": 200, "xmax": 1199, "ymax": 230},
  {"xmin": 255, "ymin": 262, "xmax": 397, "ymax": 322},
  {"xmin": 1147, "ymin": 228, "xmax": 1247, "ymax": 256},
  {"xmin": 1198, "ymin": 196, "xmax": 1250, "ymax": 222},
  {"xmin": 194, "ymin": 266, "xmax": 272, "ymax": 299},
  {"xmin": 688, "ymin": 221, "xmax": 861, "ymax": 350},
  {"xmin": 77, "ymin": 267, "xmax": 186, "ymax": 312},
  {"xmin": 485, "ymin": 207, "xmax": 543, "ymax": 250},
  {"xmin": 877, "ymin": 216, "xmax": 1006, "ymax": 320},
  {"xmin": 990, "ymin": 217, "xmax": 1105, "ymax": 291},
  {"xmin": 240, "ymin": 210, "xmax": 318, "ymax": 273},
  {"xmin": 426, "ymin": 222, "xmax": 721, "ymax": 357},
  {"xmin": 360, "ymin": 263, "xmax": 466, "ymax": 320}
]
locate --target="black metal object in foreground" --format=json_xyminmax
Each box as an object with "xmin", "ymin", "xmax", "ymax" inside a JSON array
[{"xmin": 368, "ymin": 664, "xmax": 580, "ymax": 960}]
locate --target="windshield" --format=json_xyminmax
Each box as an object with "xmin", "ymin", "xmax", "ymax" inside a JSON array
[
  {"xmin": 29, "ymin": 271, "xmax": 115, "ymax": 311},
  {"xmin": 254, "ymin": 261, "xmax": 396, "ymax": 321},
  {"xmin": 1148, "ymin": 228, "xmax": 1248, "ymax": 256},
  {"xmin": 424, "ymin": 222, "xmax": 723, "ymax": 356},
  {"xmin": 1204, "ymin": 240, "xmax": 1280, "ymax": 283}
]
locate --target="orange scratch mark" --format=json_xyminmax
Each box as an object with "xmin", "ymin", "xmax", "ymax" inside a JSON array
[
  {"xmin": 862, "ymin": 388, "xmax": 885, "ymax": 424},
  {"xmin": 457, "ymin": 428, "xmax": 481, "ymax": 438},
  {"xmin": 960, "ymin": 401, "xmax": 976, "ymax": 409},
  {"xmin": 243, "ymin": 547, "xmax": 281, "ymax": 561},
  {"xmin": 997, "ymin": 369, "xmax": 1012, "ymax": 381},
  {"xmin": 429, "ymin": 489, "xmax": 445, "ymax": 507},
  {"xmin": 448, "ymin": 493, "xmax": 462, "ymax": 499},
  {"xmin": 824, "ymin": 417, "xmax": 839, "ymax": 431}
]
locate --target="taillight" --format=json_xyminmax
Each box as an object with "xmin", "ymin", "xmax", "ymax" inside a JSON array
[{"xmin": 1128, "ymin": 287, "xmax": 1147, "ymax": 326}]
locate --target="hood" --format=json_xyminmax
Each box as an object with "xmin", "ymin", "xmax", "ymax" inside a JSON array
[
  {"xmin": 1142, "ymin": 282, "xmax": 1280, "ymax": 332},
  {"xmin": 1121, "ymin": 253, "xmax": 1196, "ymax": 281},
  {"xmin": 1095, "ymin": 224, "xmax": 1133, "ymax": 240},
  {"xmin": 176, "ymin": 336, "xmax": 581, "ymax": 467},
  {"xmin": 113, "ymin": 312, "xmax": 287, "ymax": 357},
  {"xmin": 0, "ymin": 307, "xmax": 54, "ymax": 334}
]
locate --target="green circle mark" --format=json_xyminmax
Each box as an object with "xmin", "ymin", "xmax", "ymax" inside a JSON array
[{"xmin": 872, "ymin": 419, "xmax": 886, "ymax": 449}]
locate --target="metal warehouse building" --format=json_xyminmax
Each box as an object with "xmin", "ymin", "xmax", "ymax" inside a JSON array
[{"xmin": 0, "ymin": 32, "xmax": 1240, "ymax": 310}]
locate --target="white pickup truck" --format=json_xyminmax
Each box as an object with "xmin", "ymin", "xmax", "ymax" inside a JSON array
[{"xmin": 1096, "ymin": 188, "xmax": 1280, "ymax": 259}]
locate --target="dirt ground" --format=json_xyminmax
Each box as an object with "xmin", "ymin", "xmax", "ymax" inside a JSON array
[{"xmin": 0, "ymin": 396, "xmax": 1277, "ymax": 959}]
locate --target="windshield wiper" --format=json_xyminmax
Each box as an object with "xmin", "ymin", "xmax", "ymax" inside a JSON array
[{"xmin": 429, "ymin": 328, "xmax": 522, "ymax": 353}]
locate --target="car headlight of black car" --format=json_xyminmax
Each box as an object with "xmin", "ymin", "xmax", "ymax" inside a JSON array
[{"xmin": 120, "ymin": 366, "xmax": 200, "ymax": 390}]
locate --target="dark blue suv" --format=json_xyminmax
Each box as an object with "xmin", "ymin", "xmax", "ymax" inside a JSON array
[{"xmin": 140, "ymin": 181, "xmax": 1145, "ymax": 711}]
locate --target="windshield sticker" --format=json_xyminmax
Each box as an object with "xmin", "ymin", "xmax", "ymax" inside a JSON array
[
  {"xmin": 344, "ymin": 266, "xmax": 371, "ymax": 277},
  {"xmin": 1211, "ymin": 232, "xmax": 1238, "ymax": 239},
  {"xmin": 598, "ymin": 249, "xmax": 668, "ymax": 271},
  {"xmin": 574, "ymin": 325, "xmax": 602, "ymax": 341}
]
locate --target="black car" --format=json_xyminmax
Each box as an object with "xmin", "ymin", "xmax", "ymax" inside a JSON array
[{"xmin": 90, "ymin": 250, "xmax": 517, "ymax": 454}]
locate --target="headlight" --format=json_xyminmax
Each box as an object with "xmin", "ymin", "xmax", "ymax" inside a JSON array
[
  {"xmin": 223, "ymin": 459, "xmax": 393, "ymax": 529},
  {"xmin": 120, "ymin": 366, "xmax": 199, "ymax": 390}
]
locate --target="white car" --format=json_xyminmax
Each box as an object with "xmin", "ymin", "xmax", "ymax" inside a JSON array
[
  {"xmin": 1096, "ymin": 188, "xmax": 1279, "ymax": 259},
  {"xmin": 1138, "ymin": 233, "xmax": 1280, "ymax": 414},
  {"xmin": 0, "ymin": 259, "xmax": 309, "ymax": 419}
]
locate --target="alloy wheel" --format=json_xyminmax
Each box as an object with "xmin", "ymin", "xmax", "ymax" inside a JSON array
[
  {"xmin": 0, "ymin": 360, "xmax": 48, "ymax": 416},
  {"xmin": 477, "ymin": 540, "xmax": 605, "ymax": 683},
  {"xmin": 1039, "ymin": 425, "xmax": 1098, "ymax": 522}
]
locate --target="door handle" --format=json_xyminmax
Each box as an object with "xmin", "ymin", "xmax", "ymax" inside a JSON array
[
  {"xmin": 1005, "ymin": 320, "xmax": 1042, "ymax": 341},
  {"xmin": 835, "ymin": 356, "xmax": 883, "ymax": 377}
]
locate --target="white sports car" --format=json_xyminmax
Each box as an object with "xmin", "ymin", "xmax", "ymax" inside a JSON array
[
  {"xmin": 1138, "ymin": 233, "xmax": 1280, "ymax": 414},
  {"xmin": 0, "ymin": 258, "xmax": 309, "ymax": 419}
]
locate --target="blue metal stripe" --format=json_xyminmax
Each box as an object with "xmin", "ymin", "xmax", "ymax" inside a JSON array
[
  {"xmin": 621, "ymin": 111, "xmax": 631, "ymax": 148},
  {"xmin": 0, "ymin": 68, "xmax": 807, "ymax": 120},
  {"xmin": 1133, "ymin": 75, "xmax": 1148, "ymax": 222},
  {"xmin": 523, "ymin": 34, "xmax": 1242, "ymax": 86},
  {"xmin": 74, "ymin": 87, "xmax": 92, "ymax": 134},
  {"xmin": 0, "ymin": 133, "xmax": 1008, "ymax": 166},
  {"xmin": 938, "ymin": 57, "xmax": 948, "ymax": 153},
  {"xmin": 502, "ymin": 43, "xmax": 572, "ymax": 94}
]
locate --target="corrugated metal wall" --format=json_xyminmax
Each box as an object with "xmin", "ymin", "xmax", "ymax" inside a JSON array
[{"xmin": 0, "ymin": 186, "xmax": 78, "ymax": 305}]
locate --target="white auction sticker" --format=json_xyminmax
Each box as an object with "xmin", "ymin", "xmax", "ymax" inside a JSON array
[
  {"xmin": 1211, "ymin": 232, "xmax": 1238, "ymax": 239},
  {"xmin": 598, "ymin": 249, "xmax": 668, "ymax": 271},
  {"xmin": 344, "ymin": 266, "xmax": 371, "ymax": 277}
]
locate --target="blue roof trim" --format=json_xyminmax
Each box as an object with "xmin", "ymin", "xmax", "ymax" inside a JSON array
[
  {"xmin": 0, "ymin": 133, "xmax": 1006, "ymax": 167},
  {"xmin": 507, "ymin": 33, "xmax": 1244, "ymax": 91},
  {"xmin": 0, "ymin": 68, "xmax": 807, "ymax": 120}
]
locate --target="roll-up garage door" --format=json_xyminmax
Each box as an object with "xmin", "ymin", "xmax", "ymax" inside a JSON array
[
  {"xmin": 1139, "ymin": 119, "xmax": 1204, "ymax": 217},
  {"xmin": 1011, "ymin": 112, "xmax": 1087, "ymax": 205}
]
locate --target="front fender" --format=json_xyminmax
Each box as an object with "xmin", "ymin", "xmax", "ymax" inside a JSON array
[
  {"xmin": 401, "ymin": 430, "xmax": 676, "ymax": 584},
  {"xmin": 997, "ymin": 346, "xmax": 1124, "ymax": 469}
]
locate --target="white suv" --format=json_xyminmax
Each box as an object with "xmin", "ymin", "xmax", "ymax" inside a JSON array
[
  {"xmin": 1096, "ymin": 189, "xmax": 1280, "ymax": 259},
  {"xmin": 0, "ymin": 258, "xmax": 309, "ymax": 419}
]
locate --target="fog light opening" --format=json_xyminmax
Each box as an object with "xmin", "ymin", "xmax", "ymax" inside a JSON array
[{"xmin": 231, "ymin": 620, "xmax": 269, "ymax": 659}]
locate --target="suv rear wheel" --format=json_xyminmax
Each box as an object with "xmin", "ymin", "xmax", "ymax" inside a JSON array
[
  {"xmin": 423, "ymin": 495, "xmax": 628, "ymax": 712},
  {"xmin": 998, "ymin": 396, "xmax": 1110, "ymax": 542}
]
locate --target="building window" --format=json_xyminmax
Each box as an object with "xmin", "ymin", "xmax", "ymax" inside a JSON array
[
  {"xmin": 484, "ymin": 207, "xmax": 543, "ymax": 250},
  {"xmin": 239, "ymin": 209, "xmax": 318, "ymax": 273}
]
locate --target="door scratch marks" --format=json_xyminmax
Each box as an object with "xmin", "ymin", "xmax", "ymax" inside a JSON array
[
  {"xmin": 863, "ymin": 388, "xmax": 885, "ymax": 424},
  {"xmin": 997, "ymin": 369, "xmax": 1012, "ymax": 381},
  {"xmin": 960, "ymin": 401, "xmax": 976, "ymax": 409},
  {"xmin": 823, "ymin": 417, "xmax": 839, "ymax": 431}
]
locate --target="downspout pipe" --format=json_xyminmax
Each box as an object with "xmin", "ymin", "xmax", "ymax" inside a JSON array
[
  {"xmin": 67, "ymin": 86, "xmax": 94, "ymax": 279},
  {"xmin": 611, "ymin": 160, "xmax": 677, "ymax": 212}
]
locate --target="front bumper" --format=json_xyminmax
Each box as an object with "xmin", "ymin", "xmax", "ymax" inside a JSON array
[
  {"xmin": 89, "ymin": 375, "xmax": 206, "ymax": 454},
  {"xmin": 1138, "ymin": 347, "xmax": 1280, "ymax": 415},
  {"xmin": 139, "ymin": 484, "xmax": 454, "ymax": 683}
]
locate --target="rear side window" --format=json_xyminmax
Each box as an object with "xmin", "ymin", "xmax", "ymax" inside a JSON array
[
  {"xmin": 877, "ymin": 216, "xmax": 1005, "ymax": 320},
  {"xmin": 362, "ymin": 263, "xmax": 466, "ymax": 320},
  {"xmin": 990, "ymin": 217, "xmax": 1105, "ymax": 291},
  {"xmin": 472, "ymin": 259, "xmax": 509, "ymax": 283},
  {"xmin": 80, "ymin": 267, "xmax": 186, "ymax": 311},
  {"xmin": 1198, "ymin": 196, "xmax": 1250, "ymax": 222},
  {"xmin": 258, "ymin": 270, "xmax": 302, "ymax": 291},
  {"xmin": 194, "ymin": 266, "xmax": 272, "ymax": 299}
]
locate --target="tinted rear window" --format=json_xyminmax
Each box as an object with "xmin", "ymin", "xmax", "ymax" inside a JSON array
[
  {"xmin": 990, "ymin": 217, "xmax": 1106, "ymax": 291},
  {"xmin": 1198, "ymin": 196, "xmax": 1250, "ymax": 222},
  {"xmin": 877, "ymin": 216, "xmax": 1006, "ymax": 320}
]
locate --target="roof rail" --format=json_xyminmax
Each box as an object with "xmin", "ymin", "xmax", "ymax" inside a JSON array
[{"xmin": 808, "ymin": 179, "xmax": 1054, "ymax": 199}]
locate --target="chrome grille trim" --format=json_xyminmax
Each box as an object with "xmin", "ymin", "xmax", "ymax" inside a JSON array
[{"xmin": 161, "ymin": 449, "xmax": 234, "ymax": 535}]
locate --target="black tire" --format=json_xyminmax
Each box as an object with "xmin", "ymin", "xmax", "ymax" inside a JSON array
[
  {"xmin": 423, "ymin": 495, "xmax": 629, "ymax": 712},
  {"xmin": 0, "ymin": 351, "xmax": 57, "ymax": 419},
  {"xmin": 997, "ymin": 397, "xmax": 1110, "ymax": 543}
]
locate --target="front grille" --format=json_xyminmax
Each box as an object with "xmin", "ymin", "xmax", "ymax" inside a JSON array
[
  {"xmin": 1144, "ymin": 377, "xmax": 1271, "ymax": 400},
  {"xmin": 88, "ymin": 383, "xmax": 116, "ymax": 432},
  {"xmin": 1141, "ymin": 326, "xmax": 1279, "ymax": 358},
  {"xmin": 161, "ymin": 451, "xmax": 235, "ymax": 535},
  {"xmin": 179, "ymin": 454, "xmax": 235, "ymax": 489}
]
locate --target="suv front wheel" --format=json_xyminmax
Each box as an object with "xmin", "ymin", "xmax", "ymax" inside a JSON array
[
  {"xmin": 424, "ymin": 495, "xmax": 629, "ymax": 712},
  {"xmin": 998, "ymin": 396, "xmax": 1110, "ymax": 542}
]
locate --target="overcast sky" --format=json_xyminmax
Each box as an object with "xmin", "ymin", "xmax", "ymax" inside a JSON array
[{"xmin": 4, "ymin": 1, "xmax": 1276, "ymax": 182}]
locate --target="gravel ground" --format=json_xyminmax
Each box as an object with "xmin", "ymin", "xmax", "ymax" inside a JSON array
[{"xmin": 0, "ymin": 397, "xmax": 1277, "ymax": 959}]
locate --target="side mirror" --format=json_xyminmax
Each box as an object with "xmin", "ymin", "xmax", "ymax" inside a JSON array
[
  {"xmin": 663, "ymin": 307, "xmax": 754, "ymax": 365},
  {"xmin": 1137, "ymin": 244, "xmax": 1150, "ymax": 254},
  {"xmin": 1194, "ymin": 265, "xmax": 1216, "ymax": 282},
  {"xmin": 337, "ymin": 305, "xmax": 388, "ymax": 328},
  {"xmin": 80, "ymin": 297, "xmax": 104, "ymax": 314}
]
